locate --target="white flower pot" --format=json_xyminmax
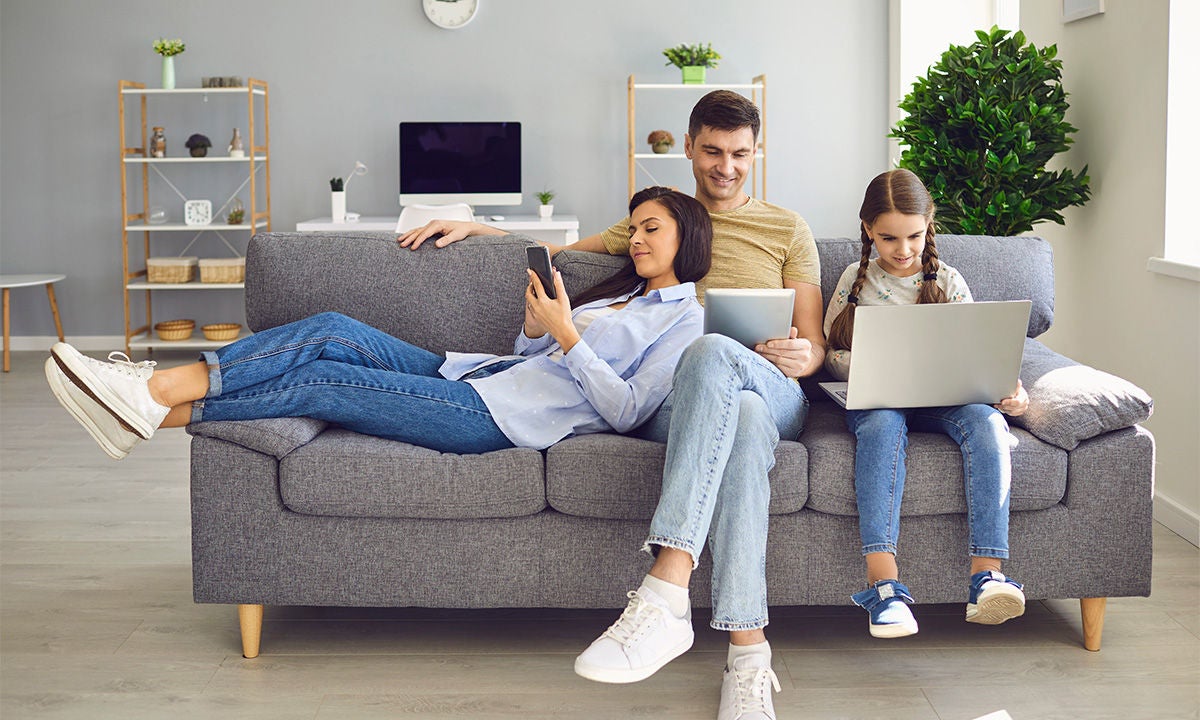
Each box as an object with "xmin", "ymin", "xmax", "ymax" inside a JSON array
[
  {"xmin": 539, "ymin": 204, "xmax": 554, "ymax": 219},
  {"xmin": 331, "ymin": 191, "xmax": 346, "ymax": 223}
]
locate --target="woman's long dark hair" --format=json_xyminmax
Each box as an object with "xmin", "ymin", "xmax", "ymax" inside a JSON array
[{"xmin": 569, "ymin": 186, "xmax": 713, "ymax": 308}]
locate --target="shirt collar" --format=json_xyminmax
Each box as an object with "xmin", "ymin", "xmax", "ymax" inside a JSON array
[{"xmin": 644, "ymin": 282, "xmax": 696, "ymax": 302}]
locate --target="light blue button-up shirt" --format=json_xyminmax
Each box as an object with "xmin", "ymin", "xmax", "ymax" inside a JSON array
[{"xmin": 439, "ymin": 283, "xmax": 703, "ymax": 449}]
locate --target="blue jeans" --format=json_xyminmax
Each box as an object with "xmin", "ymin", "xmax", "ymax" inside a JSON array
[
  {"xmin": 846, "ymin": 404, "xmax": 1014, "ymax": 559},
  {"xmin": 638, "ymin": 334, "xmax": 809, "ymax": 631},
  {"xmin": 192, "ymin": 312, "xmax": 515, "ymax": 454}
]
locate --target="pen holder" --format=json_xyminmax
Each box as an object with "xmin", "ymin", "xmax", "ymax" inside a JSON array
[{"xmin": 331, "ymin": 191, "xmax": 346, "ymax": 224}]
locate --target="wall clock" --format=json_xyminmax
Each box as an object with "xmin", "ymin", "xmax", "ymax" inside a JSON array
[
  {"xmin": 422, "ymin": 0, "xmax": 479, "ymax": 30},
  {"xmin": 184, "ymin": 200, "xmax": 212, "ymax": 226}
]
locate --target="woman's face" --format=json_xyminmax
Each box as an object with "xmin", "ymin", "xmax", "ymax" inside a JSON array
[
  {"xmin": 628, "ymin": 199, "xmax": 682, "ymax": 291},
  {"xmin": 864, "ymin": 211, "xmax": 928, "ymax": 277}
]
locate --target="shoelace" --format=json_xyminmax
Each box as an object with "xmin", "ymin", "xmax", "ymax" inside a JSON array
[
  {"xmin": 601, "ymin": 590, "xmax": 661, "ymax": 646},
  {"xmin": 731, "ymin": 664, "xmax": 782, "ymax": 715},
  {"xmin": 102, "ymin": 351, "xmax": 158, "ymax": 379}
]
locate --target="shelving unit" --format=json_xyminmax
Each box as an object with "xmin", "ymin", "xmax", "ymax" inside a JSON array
[
  {"xmin": 117, "ymin": 79, "xmax": 271, "ymax": 354},
  {"xmin": 627, "ymin": 74, "xmax": 766, "ymax": 200}
]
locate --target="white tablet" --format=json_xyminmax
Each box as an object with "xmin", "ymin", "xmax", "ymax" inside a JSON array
[{"xmin": 703, "ymin": 288, "xmax": 795, "ymax": 348}]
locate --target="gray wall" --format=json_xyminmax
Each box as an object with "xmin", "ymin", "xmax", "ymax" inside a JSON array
[{"xmin": 0, "ymin": 0, "xmax": 889, "ymax": 336}]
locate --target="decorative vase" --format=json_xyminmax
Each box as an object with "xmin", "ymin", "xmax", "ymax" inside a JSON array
[
  {"xmin": 331, "ymin": 191, "xmax": 346, "ymax": 223},
  {"xmin": 652, "ymin": 142, "xmax": 673, "ymax": 154},
  {"xmin": 681, "ymin": 65, "xmax": 706, "ymax": 84},
  {"xmin": 228, "ymin": 128, "xmax": 245, "ymax": 158},
  {"xmin": 161, "ymin": 56, "xmax": 176, "ymax": 90},
  {"xmin": 538, "ymin": 204, "xmax": 554, "ymax": 219}
]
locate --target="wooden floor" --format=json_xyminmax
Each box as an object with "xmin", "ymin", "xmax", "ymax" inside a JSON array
[{"xmin": 2, "ymin": 349, "xmax": 1198, "ymax": 719}]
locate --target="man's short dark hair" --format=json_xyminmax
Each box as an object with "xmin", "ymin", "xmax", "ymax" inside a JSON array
[{"xmin": 688, "ymin": 90, "xmax": 760, "ymax": 140}]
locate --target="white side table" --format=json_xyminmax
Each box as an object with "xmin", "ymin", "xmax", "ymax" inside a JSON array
[{"xmin": 1, "ymin": 274, "xmax": 66, "ymax": 372}]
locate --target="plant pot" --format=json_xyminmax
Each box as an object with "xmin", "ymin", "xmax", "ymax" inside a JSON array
[
  {"xmin": 681, "ymin": 65, "xmax": 706, "ymax": 84},
  {"xmin": 189, "ymin": 147, "xmax": 208, "ymax": 158},
  {"xmin": 162, "ymin": 56, "xmax": 176, "ymax": 90},
  {"xmin": 538, "ymin": 204, "xmax": 554, "ymax": 219},
  {"xmin": 652, "ymin": 142, "xmax": 673, "ymax": 154},
  {"xmin": 331, "ymin": 191, "xmax": 346, "ymax": 223}
]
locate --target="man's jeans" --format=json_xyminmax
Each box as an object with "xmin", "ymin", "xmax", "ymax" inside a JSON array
[
  {"xmin": 845, "ymin": 404, "xmax": 1013, "ymax": 559},
  {"xmin": 192, "ymin": 312, "xmax": 515, "ymax": 453},
  {"xmin": 635, "ymin": 334, "xmax": 809, "ymax": 631}
]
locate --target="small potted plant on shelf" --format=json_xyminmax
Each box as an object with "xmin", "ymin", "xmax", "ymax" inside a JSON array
[
  {"xmin": 647, "ymin": 130, "xmax": 675, "ymax": 154},
  {"xmin": 152, "ymin": 37, "xmax": 186, "ymax": 90},
  {"xmin": 185, "ymin": 133, "xmax": 212, "ymax": 158},
  {"xmin": 536, "ymin": 189, "xmax": 556, "ymax": 219},
  {"xmin": 662, "ymin": 43, "xmax": 721, "ymax": 84}
]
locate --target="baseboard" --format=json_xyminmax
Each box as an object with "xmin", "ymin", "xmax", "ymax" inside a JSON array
[
  {"xmin": 1155, "ymin": 491, "xmax": 1200, "ymax": 547},
  {"xmin": 5, "ymin": 335, "xmax": 126, "ymax": 352}
]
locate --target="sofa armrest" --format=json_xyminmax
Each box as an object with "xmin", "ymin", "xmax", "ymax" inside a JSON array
[
  {"xmin": 1008, "ymin": 338, "xmax": 1153, "ymax": 450},
  {"xmin": 187, "ymin": 417, "xmax": 329, "ymax": 459}
]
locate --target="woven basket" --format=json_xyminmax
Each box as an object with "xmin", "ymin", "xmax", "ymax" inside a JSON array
[
  {"xmin": 147, "ymin": 257, "xmax": 198, "ymax": 284},
  {"xmin": 201, "ymin": 323, "xmax": 242, "ymax": 342},
  {"xmin": 199, "ymin": 257, "xmax": 246, "ymax": 283},
  {"xmin": 154, "ymin": 319, "xmax": 196, "ymax": 341}
]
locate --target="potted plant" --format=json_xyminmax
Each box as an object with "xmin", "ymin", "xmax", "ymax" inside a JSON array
[
  {"xmin": 152, "ymin": 38, "xmax": 185, "ymax": 90},
  {"xmin": 662, "ymin": 43, "xmax": 721, "ymax": 84},
  {"xmin": 536, "ymin": 189, "xmax": 555, "ymax": 219},
  {"xmin": 891, "ymin": 27, "xmax": 1090, "ymax": 235},
  {"xmin": 647, "ymin": 130, "xmax": 675, "ymax": 154},
  {"xmin": 185, "ymin": 133, "xmax": 212, "ymax": 158}
]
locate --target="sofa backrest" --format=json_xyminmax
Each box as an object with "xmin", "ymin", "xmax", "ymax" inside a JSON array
[
  {"xmin": 245, "ymin": 232, "xmax": 538, "ymax": 356},
  {"xmin": 817, "ymin": 234, "xmax": 1054, "ymax": 337}
]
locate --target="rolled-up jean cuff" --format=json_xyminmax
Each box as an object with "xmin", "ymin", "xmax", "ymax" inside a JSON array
[
  {"xmin": 970, "ymin": 547, "xmax": 1009, "ymax": 560},
  {"xmin": 861, "ymin": 543, "xmax": 898, "ymax": 556},
  {"xmin": 200, "ymin": 351, "xmax": 222, "ymax": 397},
  {"xmin": 710, "ymin": 617, "xmax": 769, "ymax": 632},
  {"xmin": 641, "ymin": 536, "xmax": 700, "ymax": 570}
]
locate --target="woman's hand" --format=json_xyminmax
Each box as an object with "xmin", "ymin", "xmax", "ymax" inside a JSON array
[
  {"xmin": 525, "ymin": 269, "xmax": 580, "ymax": 353},
  {"xmin": 995, "ymin": 379, "xmax": 1029, "ymax": 416}
]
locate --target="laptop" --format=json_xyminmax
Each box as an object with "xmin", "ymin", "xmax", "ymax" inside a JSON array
[
  {"xmin": 704, "ymin": 288, "xmax": 795, "ymax": 348},
  {"xmin": 819, "ymin": 300, "xmax": 1031, "ymax": 410}
]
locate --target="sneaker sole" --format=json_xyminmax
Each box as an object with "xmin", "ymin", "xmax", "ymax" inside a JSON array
[
  {"xmin": 966, "ymin": 585, "xmax": 1026, "ymax": 625},
  {"xmin": 45, "ymin": 359, "xmax": 130, "ymax": 460},
  {"xmin": 869, "ymin": 618, "xmax": 919, "ymax": 638},
  {"xmin": 51, "ymin": 343, "xmax": 154, "ymax": 440},
  {"xmin": 573, "ymin": 632, "xmax": 694, "ymax": 684}
]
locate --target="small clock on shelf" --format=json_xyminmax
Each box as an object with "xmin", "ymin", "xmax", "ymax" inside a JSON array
[
  {"xmin": 184, "ymin": 200, "xmax": 212, "ymax": 226},
  {"xmin": 422, "ymin": 0, "xmax": 479, "ymax": 29}
]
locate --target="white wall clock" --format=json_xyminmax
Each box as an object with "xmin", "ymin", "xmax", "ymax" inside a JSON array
[
  {"xmin": 422, "ymin": 0, "xmax": 479, "ymax": 30},
  {"xmin": 184, "ymin": 200, "xmax": 212, "ymax": 226}
]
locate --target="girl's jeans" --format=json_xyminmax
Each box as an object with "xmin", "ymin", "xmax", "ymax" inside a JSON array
[
  {"xmin": 191, "ymin": 312, "xmax": 515, "ymax": 454},
  {"xmin": 635, "ymin": 334, "xmax": 809, "ymax": 631},
  {"xmin": 845, "ymin": 404, "xmax": 1014, "ymax": 559}
]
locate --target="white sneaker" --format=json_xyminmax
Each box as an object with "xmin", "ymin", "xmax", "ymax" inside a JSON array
[
  {"xmin": 574, "ymin": 587, "xmax": 694, "ymax": 684},
  {"xmin": 965, "ymin": 570, "xmax": 1026, "ymax": 625},
  {"xmin": 45, "ymin": 358, "xmax": 142, "ymax": 460},
  {"xmin": 50, "ymin": 343, "xmax": 169, "ymax": 440},
  {"xmin": 718, "ymin": 653, "xmax": 782, "ymax": 720}
]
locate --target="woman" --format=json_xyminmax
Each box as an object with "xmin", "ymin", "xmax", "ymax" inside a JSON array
[{"xmin": 46, "ymin": 187, "xmax": 712, "ymax": 459}]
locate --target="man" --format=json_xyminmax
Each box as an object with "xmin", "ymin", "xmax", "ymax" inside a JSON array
[{"xmin": 400, "ymin": 90, "xmax": 824, "ymax": 720}]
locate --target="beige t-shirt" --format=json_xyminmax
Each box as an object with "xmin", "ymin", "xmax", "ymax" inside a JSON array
[
  {"xmin": 822, "ymin": 258, "xmax": 973, "ymax": 380},
  {"xmin": 599, "ymin": 197, "xmax": 820, "ymax": 304}
]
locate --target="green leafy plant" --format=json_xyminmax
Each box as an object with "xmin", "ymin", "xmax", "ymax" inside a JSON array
[
  {"xmin": 153, "ymin": 38, "xmax": 186, "ymax": 57},
  {"xmin": 891, "ymin": 26, "xmax": 1090, "ymax": 236},
  {"xmin": 662, "ymin": 43, "xmax": 721, "ymax": 69},
  {"xmin": 535, "ymin": 189, "xmax": 556, "ymax": 205}
]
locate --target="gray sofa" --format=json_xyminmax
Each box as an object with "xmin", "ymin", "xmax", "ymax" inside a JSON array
[{"xmin": 188, "ymin": 232, "xmax": 1155, "ymax": 658}]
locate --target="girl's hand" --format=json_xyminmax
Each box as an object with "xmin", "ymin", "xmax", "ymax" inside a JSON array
[
  {"xmin": 996, "ymin": 379, "xmax": 1029, "ymax": 416},
  {"xmin": 525, "ymin": 269, "xmax": 580, "ymax": 352}
]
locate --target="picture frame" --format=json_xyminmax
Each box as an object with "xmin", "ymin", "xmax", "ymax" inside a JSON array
[{"xmin": 1062, "ymin": 0, "xmax": 1104, "ymax": 23}]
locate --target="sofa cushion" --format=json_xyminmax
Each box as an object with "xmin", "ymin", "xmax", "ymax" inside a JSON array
[
  {"xmin": 801, "ymin": 409, "xmax": 1067, "ymax": 517},
  {"xmin": 1010, "ymin": 339, "xmax": 1154, "ymax": 450},
  {"xmin": 545, "ymin": 433, "xmax": 808, "ymax": 520},
  {"xmin": 278, "ymin": 429, "xmax": 547, "ymax": 519},
  {"xmin": 187, "ymin": 417, "xmax": 329, "ymax": 458}
]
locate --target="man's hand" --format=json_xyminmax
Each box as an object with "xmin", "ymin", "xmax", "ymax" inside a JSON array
[
  {"xmin": 755, "ymin": 328, "xmax": 816, "ymax": 380},
  {"xmin": 397, "ymin": 220, "xmax": 497, "ymax": 250},
  {"xmin": 995, "ymin": 379, "xmax": 1029, "ymax": 416}
]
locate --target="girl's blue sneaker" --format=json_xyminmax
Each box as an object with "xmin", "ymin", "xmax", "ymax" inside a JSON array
[
  {"xmin": 851, "ymin": 579, "xmax": 918, "ymax": 638},
  {"xmin": 966, "ymin": 570, "xmax": 1025, "ymax": 625}
]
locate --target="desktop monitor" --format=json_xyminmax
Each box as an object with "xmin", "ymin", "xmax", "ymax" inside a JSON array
[{"xmin": 399, "ymin": 121, "xmax": 522, "ymax": 207}]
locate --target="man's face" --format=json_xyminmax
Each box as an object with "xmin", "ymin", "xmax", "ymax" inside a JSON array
[{"xmin": 684, "ymin": 125, "xmax": 757, "ymax": 211}]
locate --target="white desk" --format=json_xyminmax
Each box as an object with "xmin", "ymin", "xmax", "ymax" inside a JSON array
[{"xmin": 295, "ymin": 215, "xmax": 580, "ymax": 245}]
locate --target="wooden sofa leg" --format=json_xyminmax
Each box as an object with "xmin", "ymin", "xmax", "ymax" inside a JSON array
[
  {"xmin": 1080, "ymin": 597, "xmax": 1107, "ymax": 651},
  {"xmin": 238, "ymin": 604, "xmax": 264, "ymax": 658}
]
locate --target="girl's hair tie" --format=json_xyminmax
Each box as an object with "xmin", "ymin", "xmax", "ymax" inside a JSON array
[
  {"xmin": 847, "ymin": 294, "xmax": 858, "ymax": 304},
  {"xmin": 922, "ymin": 272, "xmax": 938, "ymax": 281}
]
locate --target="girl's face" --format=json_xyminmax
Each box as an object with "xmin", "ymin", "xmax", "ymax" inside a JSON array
[
  {"xmin": 628, "ymin": 200, "xmax": 681, "ymax": 291},
  {"xmin": 864, "ymin": 211, "xmax": 928, "ymax": 277}
]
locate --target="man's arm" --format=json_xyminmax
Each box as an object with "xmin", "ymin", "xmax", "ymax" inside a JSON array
[
  {"xmin": 754, "ymin": 280, "xmax": 827, "ymax": 379},
  {"xmin": 398, "ymin": 220, "xmax": 612, "ymax": 256},
  {"xmin": 551, "ymin": 233, "xmax": 607, "ymax": 256}
]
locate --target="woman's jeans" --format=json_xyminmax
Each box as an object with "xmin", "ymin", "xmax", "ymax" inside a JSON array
[
  {"xmin": 636, "ymin": 334, "xmax": 809, "ymax": 631},
  {"xmin": 846, "ymin": 404, "xmax": 1014, "ymax": 560},
  {"xmin": 191, "ymin": 312, "xmax": 515, "ymax": 454}
]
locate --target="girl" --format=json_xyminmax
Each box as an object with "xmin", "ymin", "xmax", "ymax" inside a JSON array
[
  {"xmin": 46, "ymin": 187, "xmax": 711, "ymax": 459},
  {"xmin": 824, "ymin": 169, "xmax": 1029, "ymax": 638}
]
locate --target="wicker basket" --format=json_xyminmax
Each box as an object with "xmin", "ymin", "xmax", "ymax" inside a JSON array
[
  {"xmin": 147, "ymin": 257, "xmax": 198, "ymax": 284},
  {"xmin": 199, "ymin": 257, "xmax": 246, "ymax": 283},
  {"xmin": 201, "ymin": 323, "xmax": 242, "ymax": 342},
  {"xmin": 154, "ymin": 319, "xmax": 196, "ymax": 341}
]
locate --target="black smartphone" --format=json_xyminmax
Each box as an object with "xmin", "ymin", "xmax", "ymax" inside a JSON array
[{"xmin": 526, "ymin": 245, "xmax": 557, "ymax": 299}]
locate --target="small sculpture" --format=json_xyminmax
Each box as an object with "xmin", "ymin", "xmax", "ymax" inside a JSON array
[
  {"xmin": 185, "ymin": 133, "xmax": 211, "ymax": 158},
  {"xmin": 647, "ymin": 130, "xmax": 675, "ymax": 154},
  {"xmin": 150, "ymin": 127, "xmax": 167, "ymax": 158},
  {"xmin": 228, "ymin": 128, "xmax": 245, "ymax": 158}
]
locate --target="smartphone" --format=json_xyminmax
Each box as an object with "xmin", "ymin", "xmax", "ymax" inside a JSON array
[{"xmin": 526, "ymin": 245, "xmax": 557, "ymax": 299}]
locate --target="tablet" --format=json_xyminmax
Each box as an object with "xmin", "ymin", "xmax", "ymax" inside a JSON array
[{"xmin": 703, "ymin": 288, "xmax": 795, "ymax": 348}]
